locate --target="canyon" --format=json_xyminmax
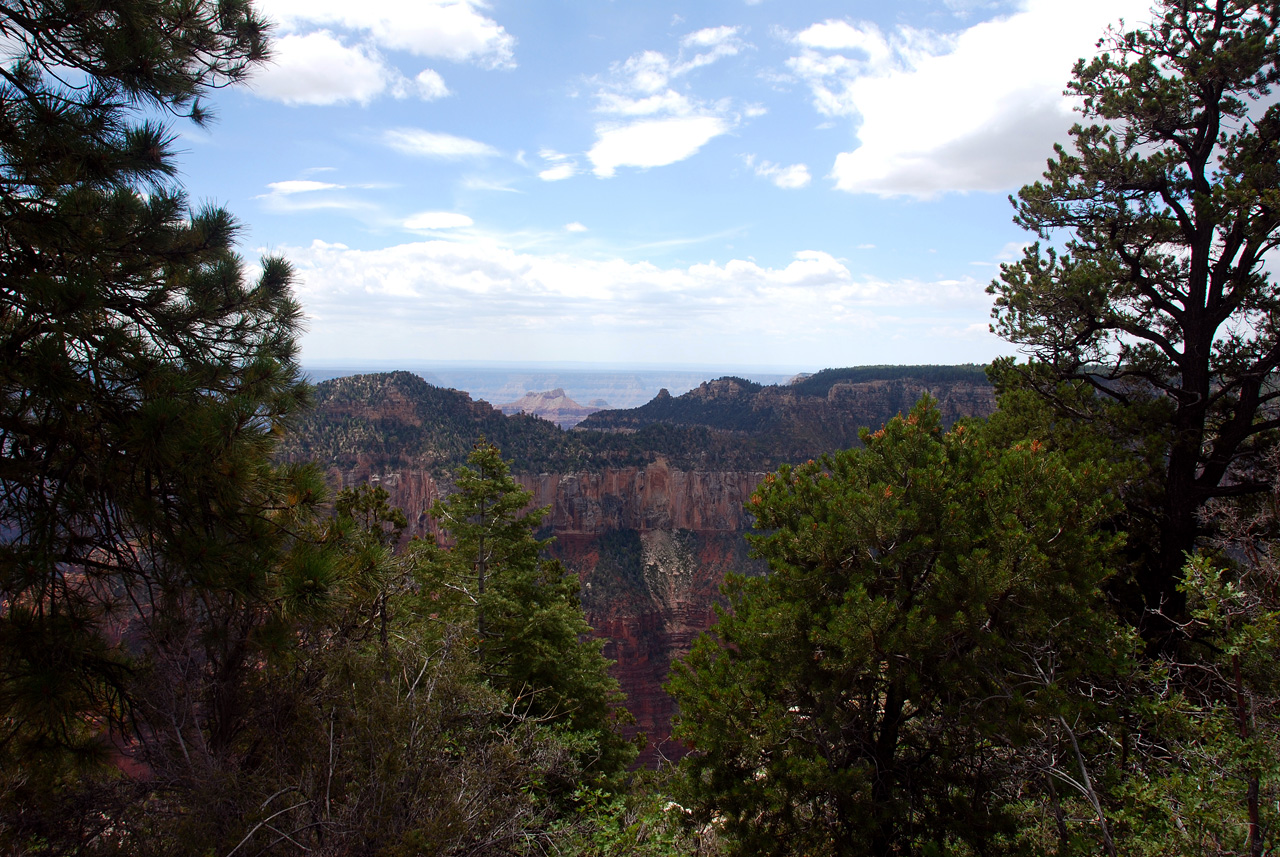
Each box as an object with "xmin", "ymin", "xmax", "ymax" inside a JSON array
[{"xmin": 281, "ymin": 367, "xmax": 998, "ymax": 762}]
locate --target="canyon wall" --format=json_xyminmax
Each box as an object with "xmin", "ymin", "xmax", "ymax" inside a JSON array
[
  {"xmin": 333, "ymin": 459, "xmax": 765, "ymax": 762},
  {"xmin": 289, "ymin": 369, "xmax": 1001, "ymax": 765}
]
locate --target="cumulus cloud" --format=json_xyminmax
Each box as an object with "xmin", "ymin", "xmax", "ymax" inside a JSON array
[
  {"xmin": 412, "ymin": 69, "xmax": 450, "ymax": 99},
  {"xmin": 256, "ymin": 0, "xmax": 515, "ymax": 67},
  {"xmin": 250, "ymin": 31, "xmax": 391, "ymax": 105},
  {"xmin": 384, "ymin": 128, "xmax": 499, "ymax": 158},
  {"xmin": 249, "ymin": 31, "xmax": 453, "ymax": 104},
  {"xmin": 284, "ymin": 237, "xmax": 1000, "ymax": 362},
  {"xmin": 404, "ymin": 211, "xmax": 474, "ymax": 229},
  {"xmin": 747, "ymin": 157, "xmax": 811, "ymax": 189},
  {"xmin": 565, "ymin": 222, "xmax": 588, "ymax": 232},
  {"xmin": 538, "ymin": 163, "xmax": 576, "ymax": 181},
  {"xmin": 788, "ymin": 0, "xmax": 1151, "ymax": 197},
  {"xmin": 589, "ymin": 116, "xmax": 730, "ymax": 177},
  {"xmin": 286, "ymin": 238, "xmax": 989, "ymax": 320}
]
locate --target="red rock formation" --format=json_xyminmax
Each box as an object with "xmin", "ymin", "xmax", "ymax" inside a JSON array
[
  {"xmin": 497, "ymin": 388, "xmax": 605, "ymax": 429},
  {"xmin": 326, "ymin": 460, "xmax": 764, "ymax": 764}
]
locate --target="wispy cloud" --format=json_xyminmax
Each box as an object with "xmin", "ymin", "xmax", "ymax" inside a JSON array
[
  {"xmin": 745, "ymin": 155, "xmax": 811, "ymax": 189},
  {"xmin": 384, "ymin": 128, "xmax": 500, "ymax": 158},
  {"xmin": 537, "ymin": 149, "xmax": 579, "ymax": 182},
  {"xmin": 404, "ymin": 211, "xmax": 474, "ymax": 229},
  {"xmin": 264, "ymin": 180, "xmax": 344, "ymax": 195}
]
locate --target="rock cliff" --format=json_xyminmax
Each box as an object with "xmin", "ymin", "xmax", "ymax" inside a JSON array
[
  {"xmin": 497, "ymin": 388, "xmax": 606, "ymax": 429},
  {"xmin": 283, "ymin": 367, "xmax": 998, "ymax": 763}
]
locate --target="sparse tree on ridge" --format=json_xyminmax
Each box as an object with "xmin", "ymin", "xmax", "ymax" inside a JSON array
[{"xmin": 988, "ymin": 0, "xmax": 1280, "ymax": 630}]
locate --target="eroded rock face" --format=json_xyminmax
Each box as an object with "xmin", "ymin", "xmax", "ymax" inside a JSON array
[
  {"xmin": 522, "ymin": 463, "xmax": 763, "ymax": 534},
  {"xmin": 326, "ymin": 460, "xmax": 763, "ymax": 763},
  {"xmin": 496, "ymin": 388, "xmax": 606, "ymax": 429},
  {"xmin": 294, "ymin": 369, "xmax": 1001, "ymax": 766}
]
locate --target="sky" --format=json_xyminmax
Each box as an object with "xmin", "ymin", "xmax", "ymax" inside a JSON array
[{"xmin": 173, "ymin": 0, "xmax": 1154, "ymax": 372}]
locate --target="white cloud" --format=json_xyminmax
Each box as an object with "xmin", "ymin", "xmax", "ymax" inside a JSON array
[
  {"xmin": 250, "ymin": 31, "xmax": 391, "ymax": 105},
  {"xmin": 675, "ymin": 26, "xmax": 745, "ymax": 74},
  {"xmin": 256, "ymin": 0, "xmax": 515, "ymax": 67},
  {"xmin": 537, "ymin": 149, "xmax": 579, "ymax": 181},
  {"xmin": 286, "ymin": 238, "xmax": 989, "ymax": 324},
  {"xmin": 619, "ymin": 50, "xmax": 671, "ymax": 94},
  {"xmin": 254, "ymin": 181, "xmax": 376, "ymax": 215},
  {"xmin": 589, "ymin": 116, "xmax": 730, "ymax": 177},
  {"xmin": 577, "ymin": 30, "xmax": 754, "ymax": 179},
  {"xmin": 384, "ymin": 128, "xmax": 499, "ymax": 158},
  {"xmin": 749, "ymin": 158, "xmax": 811, "ymax": 189},
  {"xmin": 539, "ymin": 163, "xmax": 577, "ymax": 181},
  {"xmin": 404, "ymin": 211, "xmax": 474, "ymax": 229},
  {"xmin": 250, "ymin": 31, "xmax": 456, "ymax": 105},
  {"xmin": 265, "ymin": 180, "xmax": 344, "ymax": 194},
  {"xmin": 682, "ymin": 26, "xmax": 738, "ymax": 49},
  {"xmin": 285, "ymin": 237, "xmax": 1004, "ymax": 363},
  {"xmin": 565, "ymin": 222, "xmax": 588, "ymax": 232},
  {"xmin": 596, "ymin": 89, "xmax": 694, "ymax": 116},
  {"xmin": 413, "ymin": 69, "xmax": 450, "ymax": 99},
  {"xmin": 788, "ymin": 0, "xmax": 1151, "ymax": 197},
  {"xmin": 795, "ymin": 20, "xmax": 893, "ymax": 61}
]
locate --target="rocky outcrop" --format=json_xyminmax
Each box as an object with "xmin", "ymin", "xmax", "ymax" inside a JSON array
[{"xmin": 497, "ymin": 388, "xmax": 606, "ymax": 429}]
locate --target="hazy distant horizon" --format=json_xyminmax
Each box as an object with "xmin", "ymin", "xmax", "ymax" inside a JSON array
[{"xmin": 302, "ymin": 361, "xmax": 808, "ymax": 409}]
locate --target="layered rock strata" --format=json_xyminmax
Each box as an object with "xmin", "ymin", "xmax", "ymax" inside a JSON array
[{"xmin": 328, "ymin": 460, "xmax": 765, "ymax": 762}]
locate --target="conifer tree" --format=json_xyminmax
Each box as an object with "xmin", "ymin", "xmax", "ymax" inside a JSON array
[
  {"xmin": 0, "ymin": 0, "xmax": 309, "ymax": 780},
  {"xmin": 988, "ymin": 0, "xmax": 1280, "ymax": 629},
  {"xmin": 422, "ymin": 441, "xmax": 637, "ymax": 780},
  {"xmin": 669, "ymin": 399, "xmax": 1123, "ymax": 856}
]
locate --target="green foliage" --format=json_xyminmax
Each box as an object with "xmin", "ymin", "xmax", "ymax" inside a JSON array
[
  {"xmin": 0, "ymin": 0, "xmax": 308, "ymax": 801},
  {"xmin": 550, "ymin": 773, "xmax": 723, "ymax": 857},
  {"xmin": 420, "ymin": 441, "xmax": 638, "ymax": 782},
  {"xmin": 669, "ymin": 397, "xmax": 1125, "ymax": 856},
  {"xmin": 789, "ymin": 364, "xmax": 990, "ymax": 398},
  {"xmin": 987, "ymin": 0, "xmax": 1280, "ymax": 622}
]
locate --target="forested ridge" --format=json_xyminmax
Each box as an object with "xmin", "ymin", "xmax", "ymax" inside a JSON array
[
  {"xmin": 283, "ymin": 367, "xmax": 995, "ymax": 474},
  {"xmin": 5, "ymin": 1, "xmax": 1280, "ymax": 856}
]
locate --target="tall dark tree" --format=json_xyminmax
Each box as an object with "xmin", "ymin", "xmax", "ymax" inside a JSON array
[
  {"xmin": 988, "ymin": 0, "xmax": 1280, "ymax": 626},
  {"xmin": 421, "ymin": 441, "xmax": 637, "ymax": 781},
  {"xmin": 0, "ymin": 0, "xmax": 309, "ymax": 782}
]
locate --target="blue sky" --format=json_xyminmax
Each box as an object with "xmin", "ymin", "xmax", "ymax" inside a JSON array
[{"xmin": 175, "ymin": 0, "xmax": 1151, "ymax": 372}]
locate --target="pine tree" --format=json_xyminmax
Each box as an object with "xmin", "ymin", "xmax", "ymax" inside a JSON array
[
  {"xmin": 988, "ymin": 0, "xmax": 1280, "ymax": 632},
  {"xmin": 0, "ymin": 0, "xmax": 308, "ymax": 784},
  {"xmin": 668, "ymin": 398, "xmax": 1124, "ymax": 856},
  {"xmin": 422, "ymin": 441, "xmax": 637, "ymax": 780}
]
